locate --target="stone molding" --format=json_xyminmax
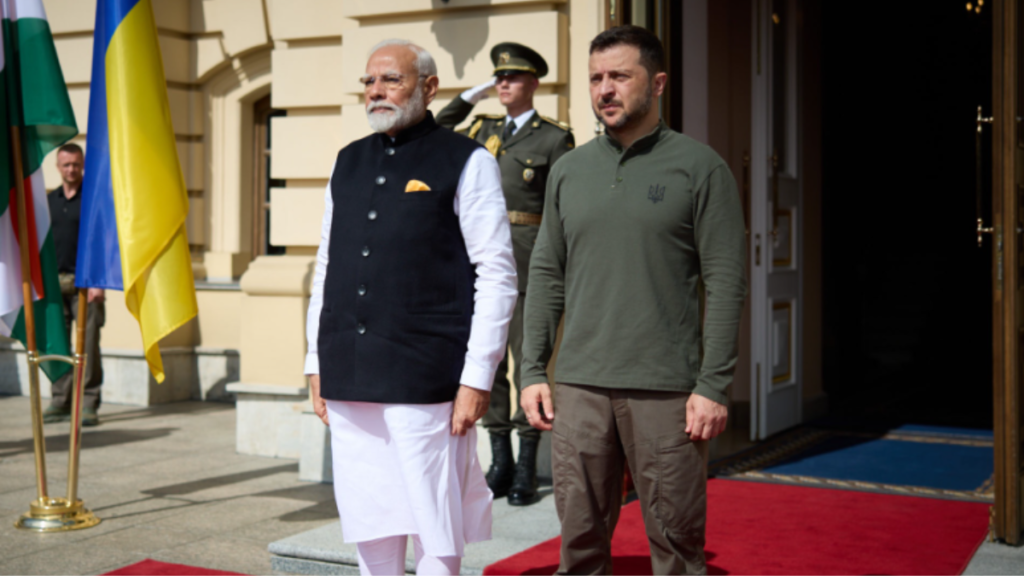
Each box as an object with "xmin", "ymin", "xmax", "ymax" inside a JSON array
[
  {"xmin": 239, "ymin": 255, "xmax": 315, "ymax": 297},
  {"xmin": 227, "ymin": 382, "xmax": 308, "ymax": 396}
]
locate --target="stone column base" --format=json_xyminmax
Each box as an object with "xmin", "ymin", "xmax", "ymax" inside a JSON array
[
  {"xmin": 227, "ymin": 382, "xmax": 308, "ymax": 459},
  {"xmin": 0, "ymin": 341, "xmax": 239, "ymax": 406},
  {"xmin": 299, "ymin": 408, "xmax": 333, "ymax": 483}
]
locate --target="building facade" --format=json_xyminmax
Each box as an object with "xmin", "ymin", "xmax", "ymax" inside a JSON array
[{"xmin": 1, "ymin": 0, "xmax": 827, "ymax": 466}]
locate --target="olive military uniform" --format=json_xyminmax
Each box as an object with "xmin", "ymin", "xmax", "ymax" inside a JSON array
[{"xmin": 436, "ymin": 98, "xmax": 574, "ymax": 440}]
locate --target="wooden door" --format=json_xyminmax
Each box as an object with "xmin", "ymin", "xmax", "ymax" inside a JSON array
[
  {"xmin": 991, "ymin": 0, "xmax": 1023, "ymax": 545},
  {"xmin": 749, "ymin": 0, "xmax": 803, "ymax": 440}
]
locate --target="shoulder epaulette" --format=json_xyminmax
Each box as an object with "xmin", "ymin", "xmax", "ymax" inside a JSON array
[
  {"xmin": 467, "ymin": 118, "xmax": 485, "ymax": 139},
  {"xmin": 474, "ymin": 113, "xmax": 505, "ymax": 120},
  {"xmin": 540, "ymin": 115, "xmax": 572, "ymax": 131}
]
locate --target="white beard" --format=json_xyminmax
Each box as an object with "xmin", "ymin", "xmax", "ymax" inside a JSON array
[{"xmin": 366, "ymin": 85, "xmax": 426, "ymax": 133}]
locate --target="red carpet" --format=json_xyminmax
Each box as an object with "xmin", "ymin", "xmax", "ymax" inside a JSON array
[
  {"xmin": 103, "ymin": 559, "xmax": 245, "ymax": 575},
  {"xmin": 485, "ymin": 479, "xmax": 990, "ymax": 575}
]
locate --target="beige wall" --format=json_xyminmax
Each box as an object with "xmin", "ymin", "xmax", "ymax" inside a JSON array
[
  {"xmin": 35, "ymin": 0, "xmax": 831, "ymax": 444},
  {"xmin": 33, "ymin": 0, "xmax": 607, "ymax": 394},
  {"xmin": 269, "ymin": 0, "xmax": 583, "ymax": 252}
]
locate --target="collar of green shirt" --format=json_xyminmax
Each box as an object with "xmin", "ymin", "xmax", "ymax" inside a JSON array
[{"xmin": 600, "ymin": 120, "xmax": 668, "ymax": 158}]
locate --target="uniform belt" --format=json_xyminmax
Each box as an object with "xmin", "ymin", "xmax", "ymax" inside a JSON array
[{"xmin": 508, "ymin": 211, "xmax": 542, "ymax": 226}]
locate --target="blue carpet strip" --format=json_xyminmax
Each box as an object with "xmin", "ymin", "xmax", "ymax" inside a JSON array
[{"xmin": 709, "ymin": 427, "xmax": 994, "ymax": 502}]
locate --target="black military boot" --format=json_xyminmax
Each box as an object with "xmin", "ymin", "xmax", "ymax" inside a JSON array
[
  {"xmin": 507, "ymin": 436, "xmax": 541, "ymax": 506},
  {"xmin": 486, "ymin": 433, "xmax": 515, "ymax": 498}
]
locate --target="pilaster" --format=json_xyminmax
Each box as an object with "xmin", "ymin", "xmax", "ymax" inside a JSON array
[{"xmin": 227, "ymin": 255, "xmax": 315, "ymax": 458}]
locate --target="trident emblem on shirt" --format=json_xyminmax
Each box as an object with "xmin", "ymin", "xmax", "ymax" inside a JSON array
[{"xmin": 648, "ymin": 184, "xmax": 666, "ymax": 204}]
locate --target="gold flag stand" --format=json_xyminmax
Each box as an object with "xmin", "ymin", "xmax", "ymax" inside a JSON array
[{"xmin": 10, "ymin": 125, "xmax": 99, "ymax": 532}]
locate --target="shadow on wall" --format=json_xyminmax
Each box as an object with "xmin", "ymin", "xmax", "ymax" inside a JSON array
[
  {"xmin": 430, "ymin": 0, "xmax": 491, "ymax": 80},
  {"xmin": 200, "ymin": 352, "xmax": 239, "ymax": 401}
]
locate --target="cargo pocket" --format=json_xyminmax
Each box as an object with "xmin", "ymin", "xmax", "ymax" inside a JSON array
[{"xmin": 654, "ymin": 433, "xmax": 707, "ymax": 542}]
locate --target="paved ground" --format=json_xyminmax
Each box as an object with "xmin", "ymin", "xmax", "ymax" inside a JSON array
[
  {"xmin": 3, "ymin": 393, "xmax": 1024, "ymax": 575},
  {"xmin": 965, "ymin": 541, "xmax": 1024, "ymax": 574},
  {"xmin": 0, "ymin": 395, "xmax": 337, "ymax": 575}
]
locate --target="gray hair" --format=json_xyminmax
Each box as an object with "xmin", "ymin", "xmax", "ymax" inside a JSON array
[{"xmin": 368, "ymin": 39, "xmax": 437, "ymax": 77}]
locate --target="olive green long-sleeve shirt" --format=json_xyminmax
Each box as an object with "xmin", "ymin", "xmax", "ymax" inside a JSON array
[{"xmin": 521, "ymin": 122, "xmax": 747, "ymax": 405}]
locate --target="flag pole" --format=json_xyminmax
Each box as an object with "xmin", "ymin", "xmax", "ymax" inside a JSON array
[
  {"xmin": 12, "ymin": 125, "xmax": 99, "ymax": 532},
  {"xmin": 65, "ymin": 288, "xmax": 88, "ymax": 507},
  {"xmin": 10, "ymin": 124, "xmax": 49, "ymax": 504}
]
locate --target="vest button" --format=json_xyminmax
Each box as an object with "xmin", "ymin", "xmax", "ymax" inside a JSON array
[
  {"xmin": 368, "ymin": 210, "xmax": 377, "ymax": 221},
  {"xmin": 357, "ymin": 324, "xmax": 366, "ymax": 335},
  {"xmin": 376, "ymin": 176, "xmax": 386, "ymax": 185},
  {"xmin": 358, "ymin": 284, "xmax": 367, "ymax": 296},
  {"xmin": 362, "ymin": 246, "xmax": 371, "ymax": 257},
  {"xmin": 385, "ymin": 147, "xmax": 395, "ymax": 156}
]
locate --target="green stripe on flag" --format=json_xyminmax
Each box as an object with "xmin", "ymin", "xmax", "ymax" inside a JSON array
[
  {"xmin": 1, "ymin": 12, "xmax": 78, "ymax": 383},
  {"xmin": 0, "ymin": 16, "xmax": 77, "ymax": 195},
  {"xmin": 11, "ymin": 233, "xmax": 71, "ymax": 382}
]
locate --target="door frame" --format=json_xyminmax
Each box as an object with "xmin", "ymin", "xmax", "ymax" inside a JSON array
[
  {"xmin": 991, "ymin": 0, "xmax": 1021, "ymax": 545},
  {"xmin": 749, "ymin": 0, "xmax": 805, "ymax": 440}
]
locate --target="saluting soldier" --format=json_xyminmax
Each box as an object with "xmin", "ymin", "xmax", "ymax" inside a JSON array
[{"xmin": 436, "ymin": 42, "xmax": 574, "ymax": 507}]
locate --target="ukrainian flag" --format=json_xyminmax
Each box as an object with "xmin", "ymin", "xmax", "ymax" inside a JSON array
[{"xmin": 77, "ymin": 0, "xmax": 196, "ymax": 382}]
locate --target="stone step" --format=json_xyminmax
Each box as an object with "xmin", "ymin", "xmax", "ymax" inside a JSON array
[{"xmin": 269, "ymin": 489, "xmax": 561, "ymax": 575}]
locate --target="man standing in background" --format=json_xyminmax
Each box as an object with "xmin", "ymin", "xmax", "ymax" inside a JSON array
[
  {"xmin": 43, "ymin": 143, "xmax": 104, "ymax": 427},
  {"xmin": 437, "ymin": 42, "xmax": 574, "ymax": 507}
]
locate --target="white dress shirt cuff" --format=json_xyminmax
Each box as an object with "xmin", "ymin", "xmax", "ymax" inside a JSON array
[
  {"xmin": 304, "ymin": 354, "xmax": 319, "ymax": 376},
  {"xmin": 460, "ymin": 361, "xmax": 495, "ymax": 392}
]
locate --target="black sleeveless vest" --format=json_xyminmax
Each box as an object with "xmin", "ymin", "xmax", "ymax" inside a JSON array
[{"xmin": 318, "ymin": 113, "xmax": 482, "ymax": 404}]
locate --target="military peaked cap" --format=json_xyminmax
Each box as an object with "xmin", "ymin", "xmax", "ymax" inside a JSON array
[{"xmin": 490, "ymin": 42, "xmax": 549, "ymax": 79}]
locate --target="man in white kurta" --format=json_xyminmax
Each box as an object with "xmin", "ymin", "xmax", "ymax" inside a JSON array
[{"xmin": 304, "ymin": 40, "xmax": 517, "ymax": 576}]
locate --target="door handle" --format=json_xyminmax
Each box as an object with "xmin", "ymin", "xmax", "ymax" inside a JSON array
[
  {"xmin": 976, "ymin": 106, "xmax": 992, "ymax": 248},
  {"xmin": 978, "ymin": 218, "xmax": 995, "ymax": 247},
  {"xmin": 977, "ymin": 105, "xmax": 993, "ymax": 132}
]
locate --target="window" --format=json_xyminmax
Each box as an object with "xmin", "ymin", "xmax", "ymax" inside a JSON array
[{"xmin": 251, "ymin": 95, "xmax": 286, "ymax": 258}]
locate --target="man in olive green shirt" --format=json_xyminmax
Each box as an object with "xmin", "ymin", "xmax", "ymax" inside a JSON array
[{"xmin": 520, "ymin": 26, "xmax": 746, "ymax": 575}]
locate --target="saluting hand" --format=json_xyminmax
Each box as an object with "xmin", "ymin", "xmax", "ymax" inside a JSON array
[
  {"xmin": 452, "ymin": 385, "xmax": 490, "ymax": 436},
  {"xmin": 309, "ymin": 374, "xmax": 329, "ymax": 426},
  {"xmin": 463, "ymin": 77, "xmax": 497, "ymax": 104}
]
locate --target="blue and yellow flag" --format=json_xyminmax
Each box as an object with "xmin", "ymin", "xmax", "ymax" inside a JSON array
[{"xmin": 77, "ymin": 0, "xmax": 196, "ymax": 382}]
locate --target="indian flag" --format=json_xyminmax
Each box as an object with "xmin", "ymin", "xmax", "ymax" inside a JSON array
[{"xmin": 0, "ymin": 0, "xmax": 78, "ymax": 382}]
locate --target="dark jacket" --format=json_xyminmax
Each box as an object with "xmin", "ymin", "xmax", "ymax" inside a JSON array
[{"xmin": 318, "ymin": 112, "xmax": 482, "ymax": 404}]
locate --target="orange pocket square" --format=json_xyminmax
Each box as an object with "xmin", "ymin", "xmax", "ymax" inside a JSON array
[{"xmin": 405, "ymin": 179, "xmax": 431, "ymax": 193}]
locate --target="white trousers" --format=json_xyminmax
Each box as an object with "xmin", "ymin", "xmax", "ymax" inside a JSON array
[
  {"xmin": 356, "ymin": 534, "xmax": 461, "ymax": 576},
  {"xmin": 327, "ymin": 399, "xmax": 492, "ymax": 558}
]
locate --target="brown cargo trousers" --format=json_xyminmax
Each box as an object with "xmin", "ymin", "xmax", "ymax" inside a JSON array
[{"xmin": 551, "ymin": 383, "xmax": 710, "ymax": 575}]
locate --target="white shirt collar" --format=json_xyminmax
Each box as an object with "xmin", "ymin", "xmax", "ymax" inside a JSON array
[{"xmin": 504, "ymin": 109, "xmax": 536, "ymax": 137}]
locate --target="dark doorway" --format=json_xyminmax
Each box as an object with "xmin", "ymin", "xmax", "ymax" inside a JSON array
[{"xmin": 821, "ymin": 3, "xmax": 994, "ymax": 429}]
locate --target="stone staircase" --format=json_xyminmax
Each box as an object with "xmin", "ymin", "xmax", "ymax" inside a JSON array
[{"xmin": 269, "ymin": 490, "xmax": 561, "ymax": 575}]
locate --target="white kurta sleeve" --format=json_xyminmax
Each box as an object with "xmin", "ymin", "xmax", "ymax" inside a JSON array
[
  {"xmin": 454, "ymin": 147, "xmax": 518, "ymax": 391},
  {"xmin": 304, "ymin": 169, "xmax": 334, "ymax": 375}
]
